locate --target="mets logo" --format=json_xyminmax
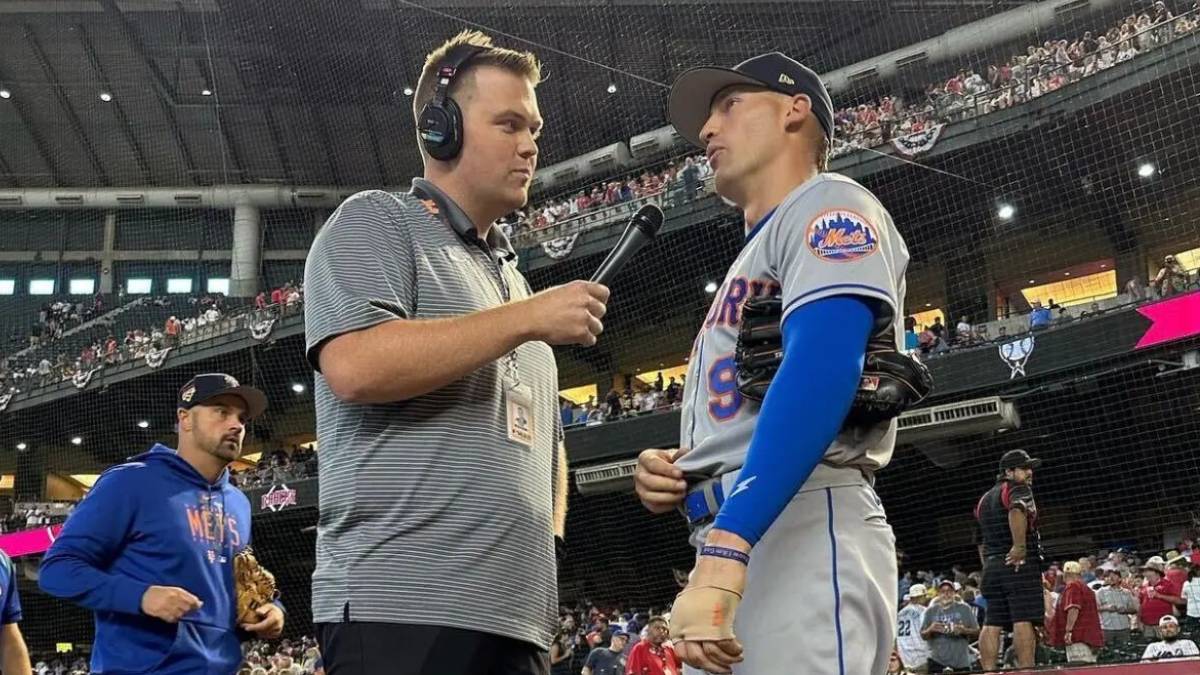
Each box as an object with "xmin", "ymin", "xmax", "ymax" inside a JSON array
[{"xmin": 806, "ymin": 210, "xmax": 879, "ymax": 262}]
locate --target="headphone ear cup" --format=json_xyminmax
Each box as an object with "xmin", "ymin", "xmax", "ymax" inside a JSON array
[
  {"xmin": 419, "ymin": 101, "xmax": 464, "ymax": 162},
  {"xmin": 433, "ymin": 97, "xmax": 464, "ymax": 161}
]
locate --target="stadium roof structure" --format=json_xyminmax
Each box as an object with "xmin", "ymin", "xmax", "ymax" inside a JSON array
[{"xmin": 0, "ymin": 0, "xmax": 1026, "ymax": 188}]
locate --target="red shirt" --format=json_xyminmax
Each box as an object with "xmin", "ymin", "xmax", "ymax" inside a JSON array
[
  {"xmin": 271, "ymin": 288, "xmax": 283, "ymax": 304},
  {"xmin": 625, "ymin": 641, "xmax": 681, "ymax": 675},
  {"xmin": 1050, "ymin": 579, "xmax": 1104, "ymax": 648},
  {"xmin": 1139, "ymin": 575, "xmax": 1182, "ymax": 626}
]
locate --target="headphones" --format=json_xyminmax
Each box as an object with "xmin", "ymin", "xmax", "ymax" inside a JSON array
[{"xmin": 418, "ymin": 44, "xmax": 488, "ymax": 161}]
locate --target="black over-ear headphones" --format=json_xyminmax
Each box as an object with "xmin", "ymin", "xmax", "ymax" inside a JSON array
[{"xmin": 418, "ymin": 44, "xmax": 489, "ymax": 161}]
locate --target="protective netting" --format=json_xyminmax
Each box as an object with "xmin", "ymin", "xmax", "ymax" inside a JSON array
[{"xmin": 0, "ymin": 0, "xmax": 1199, "ymax": 672}]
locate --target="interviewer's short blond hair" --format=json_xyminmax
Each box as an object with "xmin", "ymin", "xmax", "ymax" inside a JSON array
[{"xmin": 412, "ymin": 30, "xmax": 542, "ymax": 131}]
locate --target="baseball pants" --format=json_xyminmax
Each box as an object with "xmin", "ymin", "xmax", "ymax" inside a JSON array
[{"xmin": 686, "ymin": 466, "xmax": 897, "ymax": 675}]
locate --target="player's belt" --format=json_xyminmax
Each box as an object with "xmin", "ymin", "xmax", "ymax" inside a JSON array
[{"xmin": 681, "ymin": 478, "xmax": 725, "ymax": 526}]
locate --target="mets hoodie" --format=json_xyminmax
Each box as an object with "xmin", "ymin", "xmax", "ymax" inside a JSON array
[{"xmin": 39, "ymin": 443, "xmax": 253, "ymax": 675}]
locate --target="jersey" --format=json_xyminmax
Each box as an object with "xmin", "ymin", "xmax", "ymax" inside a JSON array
[
  {"xmin": 975, "ymin": 480, "xmax": 1041, "ymax": 559},
  {"xmin": 896, "ymin": 603, "xmax": 929, "ymax": 667},
  {"xmin": 675, "ymin": 173, "xmax": 909, "ymax": 482},
  {"xmin": 1142, "ymin": 639, "xmax": 1200, "ymax": 661},
  {"xmin": 0, "ymin": 551, "xmax": 21, "ymax": 625}
]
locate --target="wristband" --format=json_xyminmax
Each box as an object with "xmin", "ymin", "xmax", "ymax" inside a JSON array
[{"xmin": 700, "ymin": 545, "xmax": 750, "ymax": 566}]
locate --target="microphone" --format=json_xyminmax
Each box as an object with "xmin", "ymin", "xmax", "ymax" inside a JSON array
[{"xmin": 589, "ymin": 204, "xmax": 664, "ymax": 286}]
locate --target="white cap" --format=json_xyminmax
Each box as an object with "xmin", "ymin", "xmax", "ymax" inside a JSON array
[
  {"xmin": 1159, "ymin": 615, "xmax": 1179, "ymax": 627},
  {"xmin": 905, "ymin": 584, "xmax": 928, "ymax": 600}
]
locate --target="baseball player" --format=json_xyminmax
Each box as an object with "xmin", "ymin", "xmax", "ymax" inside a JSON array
[
  {"xmin": 39, "ymin": 374, "xmax": 284, "ymax": 674},
  {"xmin": 896, "ymin": 584, "xmax": 931, "ymax": 673},
  {"xmin": 635, "ymin": 52, "xmax": 909, "ymax": 674}
]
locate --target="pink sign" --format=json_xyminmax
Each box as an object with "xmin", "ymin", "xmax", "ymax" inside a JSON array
[{"xmin": 0, "ymin": 525, "xmax": 64, "ymax": 558}]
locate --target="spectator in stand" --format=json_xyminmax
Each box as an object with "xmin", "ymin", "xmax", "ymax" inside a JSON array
[
  {"xmin": 920, "ymin": 580, "xmax": 979, "ymax": 673},
  {"xmin": 560, "ymin": 399, "xmax": 575, "ymax": 427},
  {"xmin": 164, "ymin": 316, "xmax": 180, "ymax": 347},
  {"xmin": 1097, "ymin": 568, "xmax": 1138, "ymax": 648},
  {"xmin": 1152, "ymin": 255, "xmax": 1190, "ymax": 297},
  {"xmin": 580, "ymin": 629, "xmax": 627, "ymax": 675},
  {"xmin": 1139, "ymin": 556, "xmax": 1184, "ymax": 638},
  {"xmin": 1142, "ymin": 615, "xmax": 1200, "ymax": 661},
  {"xmin": 1049, "ymin": 561, "xmax": 1104, "ymax": 664},
  {"xmin": 904, "ymin": 317, "xmax": 918, "ymax": 351},
  {"xmin": 255, "ymin": 291, "xmax": 267, "ymax": 310},
  {"xmin": 1029, "ymin": 301, "xmax": 1052, "ymax": 330},
  {"xmin": 896, "ymin": 584, "xmax": 930, "ymax": 673},
  {"xmin": 1181, "ymin": 562, "xmax": 1200, "ymax": 635},
  {"xmin": 928, "ymin": 317, "xmax": 945, "ymax": 342},
  {"xmin": 955, "ymin": 316, "xmax": 972, "ymax": 344},
  {"xmin": 664, "ymin": 377, "xmax": 680, "ymax": 405},
  {"xmin": 625, "ymin": 617, "xmax": 680, "ymax": 675},
  {"xmin": 1165, "ymin": 551, "xmax": 1191, "ymax": 589}
]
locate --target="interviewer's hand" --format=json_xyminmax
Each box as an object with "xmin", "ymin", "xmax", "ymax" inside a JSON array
[
  {"xmin": 141, "ymin": 585, "xmax": 202, "ymax": 623},
  {"xmin": 635, "ymin": 447, "xmax": 689, "ymax": 513},
  {"xmin": 520, "ymin": 281, "xmax": 609, "ymax": 347}
]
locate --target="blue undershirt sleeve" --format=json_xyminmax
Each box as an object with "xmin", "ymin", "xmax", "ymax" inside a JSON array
[{"xmin": 711, "ymin": 294, "xmax": 875, "ymax": 547}]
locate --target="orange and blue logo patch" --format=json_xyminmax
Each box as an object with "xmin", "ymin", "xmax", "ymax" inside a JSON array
[{"xmin": 806, "ymin": 209, "xmax": 879, "ymax": 262}]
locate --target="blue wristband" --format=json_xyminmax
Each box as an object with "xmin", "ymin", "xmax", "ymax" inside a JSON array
[{"xmin": 700, "ymin": 546, "xmax": 750, "ymax": 566}]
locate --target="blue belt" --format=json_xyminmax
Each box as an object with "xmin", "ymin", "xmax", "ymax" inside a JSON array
[{"xmin": 682, "ymin": 478, "xmax": 725, "ymax": 526}]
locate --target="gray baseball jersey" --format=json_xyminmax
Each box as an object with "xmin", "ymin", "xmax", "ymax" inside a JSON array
[{"xmin": 675, "ymin": 172, "xmax": 910, "ymax": 483}]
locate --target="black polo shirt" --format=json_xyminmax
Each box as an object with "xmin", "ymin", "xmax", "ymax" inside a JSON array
[{"xmin": 974, "ymin": 479, "xmax": 1041, "ymax": 559}]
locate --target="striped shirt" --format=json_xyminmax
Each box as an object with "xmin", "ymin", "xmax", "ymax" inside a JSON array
[{"xmin": 304, "ymin": 180, "xmax": 562, "ymax": 649}]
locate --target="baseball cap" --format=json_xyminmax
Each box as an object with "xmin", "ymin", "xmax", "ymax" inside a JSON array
[
  {"xmin": 998, "ymin": 449, "xmax": 1042, "ymax": 473},
  {"xmin": 610, "ymin": 629, "xmax": 628, "ymax": 639},
  {"xmin": 937, "ymin": 579, "xmax": 957, "ymax": 590},
  {"xmin": 1063, "ymin": 561, "xmax": 1083, "ymax": 574},
  {"xmin": 667, "ymin": 52, "xmax": 834, "ymax": 149},
  {"xmin": 1160, "ymin": 615, "xmax": 1179, "ymax": 627},
  {"xmin": 177, "ymin": 373, "xmax": 267, "ymax": 420},
  {"xmin": 1142, "ymin": 556, "xmax": 1166, "ymax": 572},
  {"xmin": 904, "ymin": 583, "xmax": 928, "ymax": 600}
]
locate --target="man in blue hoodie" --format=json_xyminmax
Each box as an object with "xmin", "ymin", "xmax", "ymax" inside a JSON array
[{"xmin": 40, "ymin": 373, "xmax": 285, "ymax": 674}]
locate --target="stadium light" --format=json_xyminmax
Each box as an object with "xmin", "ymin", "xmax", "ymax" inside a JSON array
[
  {"xmin": 70, "ymin": 436, "xmax": 83, "ymax": 446},
  {"xmin": 291, "ymin": 383, "xmax": 306, "ymax": 394},
  {"xmin": 1064, "ymin": 271, "xmax": 1071, "ymax": 276},
  {"xmin": 1137, "ymin": 162, "xmax": 1156, "ymax": 178},
  {"xmin": 607, "ymin": 82, "xmax": 618, "ymax": 94},
  {"xmin": 15, "ymin": 443, "xmax": 26, "ymax": 451},
  {"xmin": 1028, "ymin": 279, "xmax": 1036, "ymax": 284},
  {"xmin": 137, "ymin": 420, "xmax": 150, "ymax": 429},
  {"xmin": 403, "ymin": 87, "xmax": 414, "ymax": 96},
  {"xmin": 997, "ymin": 204, "xmax": 1015, "ymax": 220},
  {"xmin": 0, "ymin": 89, "xmax": 10, "ymax": 100},
  {"xmin": 704, "ymin": 281, "xmax": 718, "ymax": 293},
  {"xmin": 99, "ymin": 92, "xmax": 112, "ymax": 102}
]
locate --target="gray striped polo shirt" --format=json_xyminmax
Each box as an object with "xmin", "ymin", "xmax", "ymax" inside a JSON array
[{"xmin": 303, "ymin": 180, "xmax": 562, "ymax": 649}]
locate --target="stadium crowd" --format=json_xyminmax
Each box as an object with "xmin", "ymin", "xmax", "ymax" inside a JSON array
[
  {"xmin": 514, "ymin": 1, "xmax": 1198, "ymax": 242},
  {"xmin": 561, "ymin": 372, "xmax": 686, "ymax": 428},
  {"xmin": 0, "ymin": 282, "xmax": 303, "ymax": 400},
  {"xmin": 893, "ymin": 540, "xmax": 1200, "ymax": 672},
  {"xmin": 230, "ymin": 445, "xmax": 319, "ymax": 489}
]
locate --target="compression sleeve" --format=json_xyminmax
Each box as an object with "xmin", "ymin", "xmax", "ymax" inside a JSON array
[{"xmin": 711, "ymin": 295, "xmax": 874, "ymax": 546}]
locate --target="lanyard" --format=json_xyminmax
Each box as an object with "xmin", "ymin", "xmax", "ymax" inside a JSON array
[{"xmin": 410, "ymin": 184, "xmax": 521, "ymax": 386}]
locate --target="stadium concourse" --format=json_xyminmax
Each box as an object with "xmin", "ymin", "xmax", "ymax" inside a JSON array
[{"xmin": 1, "ymin": 0, "xmax": 1200, "ymax": 673}]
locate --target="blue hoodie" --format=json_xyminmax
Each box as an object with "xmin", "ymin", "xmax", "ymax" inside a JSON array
[{"xmin": 39, "ymin": 444, "xmax": 253, "ymax": 675}]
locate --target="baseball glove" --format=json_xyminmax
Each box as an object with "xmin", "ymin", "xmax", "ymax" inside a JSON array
[
  {"xmin": 734, "ymin": 294, "xmax": 933, "ymax": 426},
  {"xmin": 234, "ymin": 547, "xmax": 278, "ymax": 625}
]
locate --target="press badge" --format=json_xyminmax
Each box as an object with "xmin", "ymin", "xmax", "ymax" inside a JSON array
[{"xmin": 506, "ymin": 383, "xmax": 535, "ymax": 447}]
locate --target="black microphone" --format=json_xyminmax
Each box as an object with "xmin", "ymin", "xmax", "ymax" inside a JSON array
[{"xmin": 589, "ymin": 204, "xmax": 664, "ymax": 286}]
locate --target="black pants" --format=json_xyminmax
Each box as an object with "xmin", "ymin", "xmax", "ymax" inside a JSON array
[
  {"xmin": 981, "ymin": 555, "xmax": 1043, "ymax": 627},
  {"xmin": 317, "ymin": 621, "xmax": 550, "ymax": 675},
  {"xmin": 926, "ymin": 659, "xmax": 969, "ymax": 673}
]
